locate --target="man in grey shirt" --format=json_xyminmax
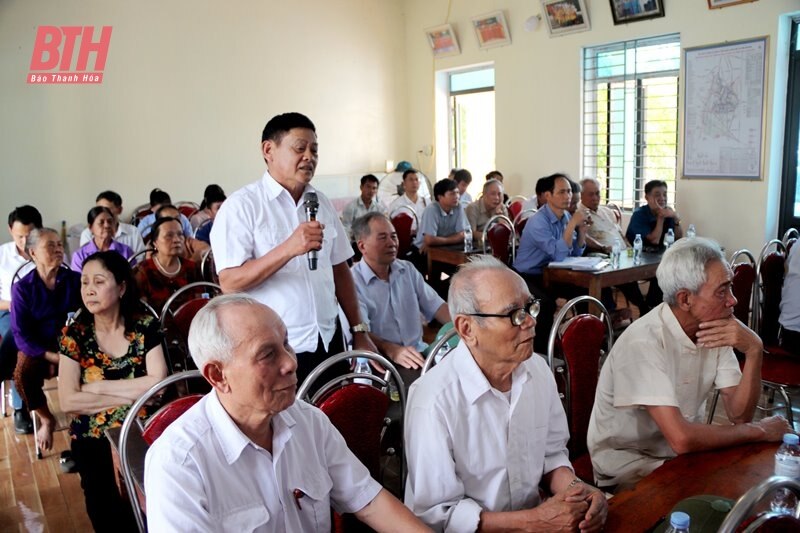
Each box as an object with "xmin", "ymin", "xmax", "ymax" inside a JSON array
[{"xmin": 414, "ymin": 178, "xmax": 468, "ymax": 252}]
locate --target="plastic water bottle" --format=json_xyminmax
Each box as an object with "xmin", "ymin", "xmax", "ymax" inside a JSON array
[
  {"xmin": 463, "ymin": 226, "xmax": 473, "ymax": 253},
  {"xmin": 353, "ymin": 358, "xmax": 372, "ymax": 385},
  {"xmin": 772, "ymin": 433, "xmax": 800, "ymax": 514},
  {"xmin": 686, "ymin": 224, "xmax": 696, "ymax": 238},
  {"xmin": 633, "ymin": 234, "xmax": 643, "ymax": 265},
  {"xmin": 664, "ymin": 228, "xmax": 675, "ymax": 250},
  {"xmin": 664, "ymin": 511, "xmax": 690, "ymax": 533},
  {"xmin": 611, "ymin": 238, "xmax": 622, "ymax": 269}
]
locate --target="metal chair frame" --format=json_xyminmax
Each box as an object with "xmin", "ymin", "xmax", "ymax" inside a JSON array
[
  {"xmin": 505, "ymin": 195, "xmax": 528, "ymax": 207},
  {"xmin": 119, "ymin": 369, "xmax": 204, "ymax": 532},
  {"xmin": 296, "ymin": 350, "xmax": 406, "ymax": 485},
  {"xmin": 718, "ymin": 476, "xmax": 800, "ymax": 532},
  {"xmin": 783, "ymin": 227, "xmax": 799, "ymax": 250},
  {"xmin": 480, "ymin": 214, "xmax": 516, "ymax": 264},
  {"xmin": 420, "ymin": 327, "xmax": 459, "ymax": 376},
  {"xmin": 193, "ymin": 217, "xmax": 212, "ymax": 239},
  {"xmin": 392, "ymin": 204, "xmax": 419, "ymax": 226},
  {"xmin": 752, "ymin": 239, "xmax": 786, "ymax": 335},
  {"xmin": 159, "ymin": 281, "xmax": 221, "ymax": 373},
  {"xmin": 129, "ymin": 203, "xmax": 151, "ymax": 226}
]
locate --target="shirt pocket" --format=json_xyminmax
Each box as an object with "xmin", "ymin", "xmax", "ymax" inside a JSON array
[
  {"xmin": 292, "ymin": 474, "xmax": 334, "ymax": 530},
  {"xmin": 219, "ymin": 505, "xmax": 270, "ymax": 533},
  {"xmin": 255, "ymin": 226, "xmax": 300, "ymax": 273}
]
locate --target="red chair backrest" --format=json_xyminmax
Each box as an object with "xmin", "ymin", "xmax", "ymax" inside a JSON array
[
  {"xmin": 392, "ymin": 213, "xmax": 414, "ymax": 257},
  {"xmin": 508, "ymin": 201, "xmax": 523, "ymax": 220},
  {"xmin": 731, "ymin": 263, "xmax": 756, "ymax": 325},
  {"xmin": 515, "ymin": 216, "xmax": 530, "ymax": 236},
  {"xmin": 560, "ymin": 314, "xmax": 605, "ymax": 460},
  {"xmin": 170, "ymin": 298, "xmax": 211, "ymax": 340},
  {"xmin": 487, "ymin": 223, "xmax": 512, "ymax": 265},
  {"xmin": 760, "ymin": 252, "xmax": 785, "ymax": 345},
  {"xmin": 178, "ymin": 205, "xmax": 197, "ymax": 218},
  {"xmin": 141, "ymin": 394, "xmax": 203, "ymax": 444},
  {"xmin": 315, "ymin": 383, "xmax": 389, "ymax": 479},
  {"xmin": 787, "ymin": 237, "xmax": 796, "ymax": 254}
]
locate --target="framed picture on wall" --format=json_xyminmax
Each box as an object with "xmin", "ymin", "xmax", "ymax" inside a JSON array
[
  {"xmin": 707, "ymin": 0, "xmax": 758, "ymax": 9},
  {"xmin": 541, "ymin": 0, "xmax": 591, "ymax": 37},
  {"xmin": 424, "ymin": 24, "xmax": 461, "ymax": 58},
  {"xmin": 471, "ymin": 11, "xmax": 511, "ymax": 49},
  {"xmin": 609, "ymin": 0, "xmax": 665, "ymax": 25}
]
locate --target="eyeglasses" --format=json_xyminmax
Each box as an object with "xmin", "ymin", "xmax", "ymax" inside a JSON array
[{"xmin": 467, "ymin": 299, "xmax": 541, "ymax": 326}]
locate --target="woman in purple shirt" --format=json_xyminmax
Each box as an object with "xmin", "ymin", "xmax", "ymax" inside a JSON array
[
  {"xmin": 11, "ymin": 228, "xmax": 81, "ymax": 452},
  {"xmin": 71, "ymin": 206, "xmax": 135, "ymax": 272}
]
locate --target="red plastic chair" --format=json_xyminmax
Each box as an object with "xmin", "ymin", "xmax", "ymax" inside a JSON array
[
  {"xmin": 481, "ymin": 214, "xmax": 516, "ymax": 266},
  {"xmin": 718, "ymin": 475, "xmax": 800, "ymax": 532},
  {"xmin": 391, "ymin": 211, "xmax": 415, "ymax": 258},
  {"xmin": 513, "ymin": 208, "xmax": 537, "ymax": 237},
  {"xmin": 508, "ymin": 201, "xmax": 523, "ymax": 220},
  {"xmin": 141, "ymin": 394, "xmax": 203, "ymax": 444},
  {"xmin": 160, "ymin": 282, "xmax": 222, "ymax": 373},
  {"xmin": 119, "ymin": 369, "xmax": 206, "ymax": 532},
  {"xmin": 729, "ymin": 249, "xmax": 757, "ymax": 325},
  {"xmin": 129, "ymin": 203, "xmax": 152, "ymax": 226},
  {"xmin": 297, "ymin": 350, "xmax": 405, "ymax": 533},
  {"xmin": 175, "ymin": 201, "xmax": 199, "ymax": 219},
  {"xmin": 547, "ymin": 296, "xmax": 613, "ymax": 482}
]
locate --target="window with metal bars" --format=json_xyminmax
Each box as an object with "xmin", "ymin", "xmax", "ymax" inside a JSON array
[{"xmin": 582, "ymin": 34, "xmax": 680, "ymax": 210}]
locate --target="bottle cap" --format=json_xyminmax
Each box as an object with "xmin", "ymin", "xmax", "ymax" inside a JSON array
[
  {"xmin": 783, "ymin": 433, "xmax": 799, "ymax": 445},
  {"xmin": 670, "ymin": 511, "xmax": 690, "ymax": 529}
]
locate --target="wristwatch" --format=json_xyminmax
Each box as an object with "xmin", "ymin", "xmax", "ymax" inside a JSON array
[{"xmin": 350, "ymin": 322, "xmax": 370, "ymax": 334}]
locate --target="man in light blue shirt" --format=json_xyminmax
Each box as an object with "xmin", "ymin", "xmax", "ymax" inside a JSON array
[
  {"xmin": 414, "ymin": 179, "xmax": 468, "ymax": 251},
  {"xmin": 137, "ymin": 188, "xmax": 193, "ymax": 239},
  {"xmin": 513, "ymin": 173, "xmax": 590, "ymax": 352},
  {"xmin": 352, "ymin": 213, "xmax": 451, "ymax": 369}
]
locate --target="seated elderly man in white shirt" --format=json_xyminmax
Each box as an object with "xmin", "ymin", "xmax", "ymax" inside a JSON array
[
  {"xmin": 404, "ymin": 256, "xmax": 607, "ymax": 532},
  {"xmin": 145, "ymin": 294, "xmax": 428, "ymax": 533},
  {"xmin": 588, "ymin": 237, "xmax": 792, "ymax": 491},
  {"xmin": 351, "ymin": 213, "xmax": 450, "ymax": 369}
]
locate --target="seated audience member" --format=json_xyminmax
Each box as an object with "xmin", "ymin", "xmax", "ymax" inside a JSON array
[
  {"xmin": 414, "ymin": 178, "xmax": 468, "ymax": 253},
  {"xmin": 588, "ymin": 238, "xmax": 791, "ymax": 490},
  {"xmin": 80, "ymin": 190, "xmax": 145, "ymax": 254},
  {"xmin": 521, "ymin": 176, "xmax": 549, "ymax": 212},
  {"xmin": 351, "ymin": 213, "xmax": 451, "ymax": 369},
  {"xmin": 71, "ymin": 206, "xmax": 135, "ymax": 272},
  {"xmin": 568, "ymin": 178, "xmax": 581, "ymax": 215},
  {"xmin": 486, "ymin": 170, "xmax": 509, "ymax": 204},
  {"xmin": 454, "ymin": 169, "xmax": 473, "ymax": 206},
  {"xmin": 465, "ymin": 179, "xmax": 508, "ymax": 245},
  {"xmin": 133, "ymin": 217, "xmax": 199, "ymax": 313},
  {"xmin": 58, "ymin": 251, "xmax": 167, "ymax": 533},
  {"xmin": 341, "ymin": 174, "xmax": 386, "ymax": 242},
  {"xmin": 513, "ymin": 173, "xmax": 590, "ymax": 352},
  {"xmin": 626, "ymin": 179, "xmax": 683, "ymax": 249},
  {"xmin": 155, "ymin": 204, "xmax": 209, "ymax": 262},
  {"xmin": 405, "ymin": 256, "xmax": 607, "ymax": 532},
  {"xmin": 0, "ymin": 205, "xmax": 41, "ymax": 434},
  {"xmin": 11, "ymin": 228, "xmax": 81, "ymax": 452},
  {"xmin": 579, "ymin": 177, "xmax": 660, "ymax": 314},
  {"xmin": 137, "ymin": 188, "xmax": 193, "ymax": 239},
  {"xmin": 144, "ymin": 294, "xmax": 429, "ymax": 532},
  {"xmin": 190, "ymin": 184, "xmax": 226, "ymax": 230},
  {"xmin": 780, "ymin": 242, "xmax": 800, "ymax": 353},
  {"xmin": 389, "ymin": 168, "xmax": 429, "ymax": 232}
]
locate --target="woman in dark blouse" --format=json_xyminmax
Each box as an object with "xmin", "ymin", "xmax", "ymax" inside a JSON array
[
  {"xmin": 133, "ymin": 216, "xmax": 199, "ymax": 314},
  {"xmin": 11, "ymin": 227, "xmax": 81, "ymax": 453},
  {"xmin": 58, "ymin": 251, "xmax": 167, "ymax": 533}
]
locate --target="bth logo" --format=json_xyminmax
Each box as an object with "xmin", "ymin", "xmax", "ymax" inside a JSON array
[{"xmin": 28, "ymin": 26, "xmax": 112, "ymax": 84}]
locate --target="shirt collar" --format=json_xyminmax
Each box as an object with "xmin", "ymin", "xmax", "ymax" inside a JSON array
[
  {"xmin": 261, "ymin": 169, "xmax": 317, "ymax": 205},
  {"xmin": 207, "ymin": 390, "xmax": 297, "ymax": 465},
  {"xmin": 541, "ymin": 203, "xmax": 565, "ymax": 224},
  {"xmin": 354, "ymin": 258, "xmax": 404, "ymax": 283},
  {"xmin": 452, "ymin": 342, "xmax": 533, "ymax": 405},
  {"xmin": 659, "ymin": 303, "xmax": 699, "ymax": 353},
  {"xmin": 435, "ymin": 202, "xmax": 454, "ymax": 217}
]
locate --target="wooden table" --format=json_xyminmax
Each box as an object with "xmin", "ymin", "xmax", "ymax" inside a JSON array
[
  {"xmin": 426, "ymin": 245, "xmax": 483, "ymax": 279},
  {"xmin": 543, "ymin": 251, "xmax": 661, "ymax": 302},
  {"xmin": 605, "ymin": 441, "xmax": 776, "ymax": 531},
  {"xmin": 106, "ymin": 425, "xmax": 149, "ymax": 516}
]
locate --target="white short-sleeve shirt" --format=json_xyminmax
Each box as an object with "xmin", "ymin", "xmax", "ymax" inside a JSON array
[
  {"xmin": 587, "ymin": 303, "xmax": 743, "ymax": 487},
  {"xmin": 0, "ymin": 242, "xmax": 32, "ymax": 302},
  {"xmin": 210, "ymin": 171, "xmax": 353, "ymax": 353}
]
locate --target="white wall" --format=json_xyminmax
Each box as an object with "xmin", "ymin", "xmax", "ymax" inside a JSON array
[
  {"xmin": 0, "ymin": 0, "xmax": 409, "ymax": 241},
  {"xmin": 403, "ymin": 0, "xmax": 800, "ymax": 255}
]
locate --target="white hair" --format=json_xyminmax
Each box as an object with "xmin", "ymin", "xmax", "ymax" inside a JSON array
[
  {"xmin": 448, "ymin": 255, "xmax": 527, "ymax": 318},
  {"xmin": 25, "ymin": 227, "xmax": 59, "ymax": 257},
  {"xmin": 656, "ymin": 237, "xmax": 726, "ymax": 306},
  {"xmin": 482, "ymin": 179, "xmax": 504, "ymax": 194},
  {"xmin": 188, "ymin": 293, "xmax": 265, "ymax": 370},
  {"xmin": 580, "ymin": 177, "xmax": 600, "ymax": 189}
]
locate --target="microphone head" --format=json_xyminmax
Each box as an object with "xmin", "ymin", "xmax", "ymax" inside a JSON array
[{"xmin": 304, "ymin": 192, "xmax": 319, "ymax": 210}]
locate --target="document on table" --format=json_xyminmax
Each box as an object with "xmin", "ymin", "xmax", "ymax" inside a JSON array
[{"xmin": 548, "ymin": 257, "xmax": 609, "ymax": 271}]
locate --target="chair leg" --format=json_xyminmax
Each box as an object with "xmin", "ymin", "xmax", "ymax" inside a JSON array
[
  {"xmin": 31, "ymin": 412, "xmax": 42, "ymax": 459},
  {"xmin": 706, "ymin": 389, "xmax": 720, "ymax": 425}
]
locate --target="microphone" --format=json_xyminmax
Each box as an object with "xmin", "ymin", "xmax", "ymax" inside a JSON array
[{"xmin": 303, "ymin": 192, "xmax": 319, "ymax": 270}]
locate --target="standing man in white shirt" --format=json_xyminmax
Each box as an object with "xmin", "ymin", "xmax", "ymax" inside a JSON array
[
  {"xmin": 210, "ymin": 112, "xmax": 376, "ymax": 383},
  {"xmin": 79, "ymin": 191, "xmax": 145, "ymax": 255},
  {"xmin": 404, "ymin": 256, "xmax": 607, "ymax": 532},
  {"xmin": 0, "ymin": 205, "xmax": 40, "ymax": 434},
  {"xmin": 145, "ymin": 294, "xmax": 429, "ymax": 533}
]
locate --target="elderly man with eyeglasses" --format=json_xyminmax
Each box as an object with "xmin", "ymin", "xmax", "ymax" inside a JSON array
[{"xmin": 404, "ymin": 256, "xmax": 607, "ymax": 532}]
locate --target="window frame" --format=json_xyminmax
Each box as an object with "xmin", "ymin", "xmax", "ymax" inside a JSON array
[{"xmin": 780, "ymin": 18, "xmax": 800, "ymax": 235}]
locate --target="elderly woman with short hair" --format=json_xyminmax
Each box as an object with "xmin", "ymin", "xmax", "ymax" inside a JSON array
[
  {"xmin": 71, "ymin": 206, "xmax": 135, "ymax": 272},
  {"xmin": 11, "ymin": 228, "xmax": 81, "ymax": 452}
]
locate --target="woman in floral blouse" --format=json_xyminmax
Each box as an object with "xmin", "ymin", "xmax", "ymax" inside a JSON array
[{"xmin": 58, "ymin": 251, "xmax": 167, "ymax": 533}]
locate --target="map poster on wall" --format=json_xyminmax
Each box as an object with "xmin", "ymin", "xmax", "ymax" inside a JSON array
[{"xmin": 682, "ymin": 37, "xmax": 767, "ymax": 180}]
